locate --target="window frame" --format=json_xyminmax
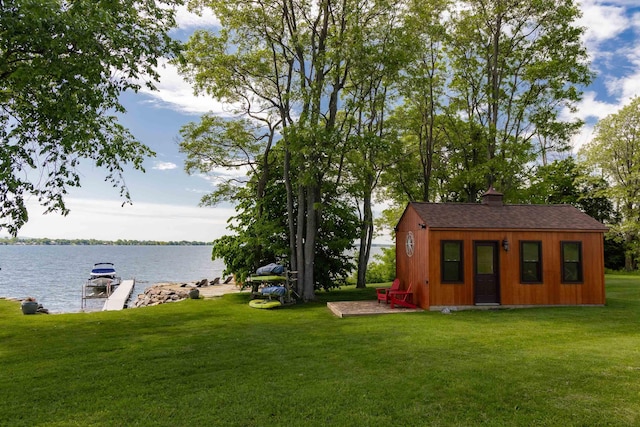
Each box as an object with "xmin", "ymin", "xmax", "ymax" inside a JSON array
[
  {"xmin": 520, "ymin": 240, "xmax": 543, "ymax": 284},
  {"xmin": 561, "ymin": 241, "xmax": 583, "ymax": 284},
  {"xmin": 441, "ymin": 240, "xmax": 464, "ymax": 284}
]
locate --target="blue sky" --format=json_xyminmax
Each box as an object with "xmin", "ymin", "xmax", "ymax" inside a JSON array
[{"xmin": 5, "ymin": 1, "xmax": 640, "ymax": 242}]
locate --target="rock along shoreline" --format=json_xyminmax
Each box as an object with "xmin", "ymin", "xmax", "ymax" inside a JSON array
[
  {"xmin": 1, "ymin": 278, "xmax": 244, "ymax": 313},
  {"xmin": 131, "ymin": 277, "xmax": 243, "ymax": 308}
]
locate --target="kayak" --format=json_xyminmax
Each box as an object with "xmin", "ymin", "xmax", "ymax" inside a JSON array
[{"xmin": 249, "ymin": 299, "xmax": 282, "ymax": 309}]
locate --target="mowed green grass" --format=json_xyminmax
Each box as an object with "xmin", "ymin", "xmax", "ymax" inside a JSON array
[{"xmin": 1, "ymin": 276, "xmax": 639, "ymax": 426}]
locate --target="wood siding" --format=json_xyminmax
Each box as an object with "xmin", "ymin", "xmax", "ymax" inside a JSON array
[
  {"xmin": 396, "ymin": 205, "xmax": 606, "ymax": 309},
  {"xmin": 395, "ymin": 207, "xmax": 429, "ymax": 308},
  {"xmin": 426, "ymin": 230, "xmax": 605, "ymax": 307}
]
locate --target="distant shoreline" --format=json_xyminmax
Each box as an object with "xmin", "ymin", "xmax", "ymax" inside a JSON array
[
  {"xmin": 1, "ymin": 238, "xmax": 393, "ymax": 247},
  {"xmin": 0, "ymin": 238, "xmax": 212, "ymax": 246}
]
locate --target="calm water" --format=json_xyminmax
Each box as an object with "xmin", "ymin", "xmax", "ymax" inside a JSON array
[{"xmin": 0, "ymin": 245, "xmax": 224, "ymax": 313}]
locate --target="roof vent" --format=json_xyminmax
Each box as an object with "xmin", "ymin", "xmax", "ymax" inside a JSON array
[{"xmin": 481, "ymin": 186, "xmax": 504, "ymax": 206}]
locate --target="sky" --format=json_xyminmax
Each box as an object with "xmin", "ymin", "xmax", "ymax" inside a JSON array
[{"xmin": 4, "ymin": 0, "xmax": 640, "ymax": 242}]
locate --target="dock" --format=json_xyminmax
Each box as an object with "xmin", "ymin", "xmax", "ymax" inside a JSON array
[{"xmin": 103, "ymin": 279, "xmax": 136, "ymax": 311}]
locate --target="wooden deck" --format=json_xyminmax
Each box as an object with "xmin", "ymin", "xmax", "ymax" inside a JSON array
[
  {"xmin": 103, "ymin": 279, "xmax": 135, "ymax": 311},
  {"xmin": 327, "ymin": 300, "xmax": 422, "ymax": 318}
]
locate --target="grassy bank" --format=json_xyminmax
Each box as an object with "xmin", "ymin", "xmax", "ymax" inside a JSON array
[{"xmin": 1, "ymin": 276, "xmax": 639, "ymax": 426}]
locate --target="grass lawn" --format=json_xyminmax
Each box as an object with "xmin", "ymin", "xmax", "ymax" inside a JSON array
[{"xmin": 1, "ymin": 275, "xmax": 639, "ymax": 426}]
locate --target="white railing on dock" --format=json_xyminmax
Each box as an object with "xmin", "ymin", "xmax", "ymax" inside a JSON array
[{"xmin": 103, "ymin": 279, "xmax": 135, "ymax": 311}]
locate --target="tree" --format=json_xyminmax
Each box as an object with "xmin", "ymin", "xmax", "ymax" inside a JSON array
[
  {"xmin": 526, "ymin": 157, "xmax": 615, "ymax": 223},
  {"xmin": 527, "ymin": 158, "xmax": 580, "ymax": 205},
  {"xmin": 209, "ymin": 149, "xmax": 358, "ymax": 290},
  {"xmin": 182, "ymin": 0, "xmax": 403, "ymax": 300},
  {"xmin": 392, "ymin": 0, "xmax": 450, "ymax": 203},
  {"xmin": 340, "ymin": 0, "xmax": 410, "ymax": 288},
  {"xmin": 447, "ymin": 0, "xmax": 591, "ymax": 192},
  {"xmin": 209, "ymin": 167, "xmax": 290, "ymax": 284},
  {"xmin": 364, "ymin": 246, "xmax": 396, "ymax": 284},
  {"xmin": 179, "ymin": 114, "xmax": 280, "ymax": 272},
  {"xmin": 0, "ymin": 0, "xmax": 182, "ymax": 235},
  {"xmin": 581, "ymin": 96, "xmax": 640, "ymax": 270},
  {"xmin": 380, "ymin": 0, "xmax": 591, "ymax": 208}
]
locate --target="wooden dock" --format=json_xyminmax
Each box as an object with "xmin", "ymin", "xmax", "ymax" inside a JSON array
[{"xmin": 103, "ymin": 279, "xmax": 135, "ymax": 311}]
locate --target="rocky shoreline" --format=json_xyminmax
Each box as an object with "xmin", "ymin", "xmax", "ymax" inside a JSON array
[
  {"xmin": 131, "ymin": 277, "xmax": 243, "ymax": 308},
  {"xmin": 2, "ymin": 278, "xmax": 244, "ymax": 313}
]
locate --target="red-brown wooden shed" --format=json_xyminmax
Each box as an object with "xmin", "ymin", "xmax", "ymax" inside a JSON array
[{"xmin": 395, "ymin": 188, "xmax": 608, "ymax": 310}]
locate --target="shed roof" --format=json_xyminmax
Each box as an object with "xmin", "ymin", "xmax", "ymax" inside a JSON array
[{"xmin": 408, "ymin": 202, "xmax": 608, "ymax": 231}]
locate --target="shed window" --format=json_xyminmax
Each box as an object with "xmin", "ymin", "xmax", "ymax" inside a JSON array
[
  {"xmin": 561, "ymin": 241, "xmax": 583, "ymax": 283},
  {"xmin": 442, "ymin": 240, "xmax": 463, "ymax": 283},
  {"xmin": 520, "ymin": 241, "xmax": 542, "ymax": 283}
]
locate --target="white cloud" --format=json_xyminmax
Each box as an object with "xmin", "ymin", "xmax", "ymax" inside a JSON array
[
  {"xmin": 210, "ymin": 165, "xmax": 251, "ymax": 178},
  {"xmin": 562, "ymin": 92, "xmax": 622, "ymax": 151},
  {"xmin": 634, "ymin": 12, "xmax": 640, "ymax": 33},
  {"xmin": 570, "ymin": 122, "xmax": 596, "ymax": 152},
  {"xmin": 137, "ymin": 59, "xmax": 234, "ymax": 115},
  {"xmin": 186, "ymin": 187, "xmax": 210, "ymax": 194},
  {"xmin": 564, "ymin": 91, "xmax": 620, "ymax": 123},
  {"xmin": 174, "ymin": 6, "xmax": 219, "ymax": 28},
  {"xmin": 567, "ymin": 2, "xmax": 640, "ymax": 154},
  {"xmin": 132, "ymin": 5, "xmax": 253, "ymax": 118},
  {"xmin": 605, "ymin": 44, "xmax": 640, "ymax": 100},
  {"xmin": 194, "ymin": 164, "xmax": 251, "ymax": 188},
  {"xmin": 578, "ymin": 1, "xmax": 628, "ymax": 45},
  {"xmin": 567, "ymin": 90, "xmax": 640, "ymax": 152},
  {"xmin": 10, "ymin": 199, "xmax": 234, "ymax": 242},
  {"xmin": 153, "ymin": 161, "xmax": 178, "ymax": 171}
]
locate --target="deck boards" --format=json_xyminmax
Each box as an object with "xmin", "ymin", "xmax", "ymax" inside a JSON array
[
  {"xmin": 327, "ymin": 301, "xmax": 422, "ymax": 317},
  {"xmin": 103, "ymin": 279, "xmax": 135, "ymax": 311}
]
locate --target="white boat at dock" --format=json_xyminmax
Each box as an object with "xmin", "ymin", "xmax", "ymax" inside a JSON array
[{"xmin": 81, "ymin": 262, "xmax": 122, "ymax": 310}]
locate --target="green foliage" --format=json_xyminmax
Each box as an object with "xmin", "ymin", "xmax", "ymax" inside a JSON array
[
  {"xmin": 210, "ymin": 149, "xmax": 358, "ymax": 289},
  {"xmin": 382, "ymin": 0, "xmax": 591, "ymax": 205},
  {"xmin": 211, "ymin": 177, "xmax": 289, "ymax": 283},
  {"xmin": 447, "ymin": 0, "xmax": 590, "ymax": 191},
  {"xmin": 526, "ymin": 157, "xmax": 616, "ymax": 223},
  {"xmin": 604, "ymin": 232, "xmax": 627, "ymax": 271},
  {"xmin": 435, "ymin": 120, "xmax": 493, "ymax": 202},
  {"xmin": 1, "ymin": 276, "xmax": 640, "ymax": 425},
  {"xmin": 575, "ymin": 175, "xmax": 619, "ymax": 225},
  {"xmin": 179, "ymin": 115, "xmax": 269, "ymax": 205},
  {"xmin": 527, "ymin": 158, "xmax": 581, "ymax": 204},
  {"xmin": 581, "ymin": 97, "xmax": 640, "ymax": 270},
  {"xmin": 313, "ymin": 199, "xmax": 359, "ymax": 290},
  {"xmin": 0, "ymin": 0, "xmax": 182, "ymax": 235},
  {"xmin": 365, "ymin": 246, "xmax": 396, "ymax": 283},
  {"xmin": 181, "ymin": 0, "xmax": 597, "ymax": 290}
]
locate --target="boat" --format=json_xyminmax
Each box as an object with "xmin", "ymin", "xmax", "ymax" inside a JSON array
[
  {"xmin": 82, "ymin": 263, "xmax": 122, "ymax": 309},
  {"xmin": 90, "ymin": 262, "xmax": 118, "ymax": 280}
]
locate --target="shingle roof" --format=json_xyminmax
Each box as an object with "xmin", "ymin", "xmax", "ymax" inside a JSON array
[{"xmin": 409, "ymin": 202, "xmax": 608, "ymax": 231}]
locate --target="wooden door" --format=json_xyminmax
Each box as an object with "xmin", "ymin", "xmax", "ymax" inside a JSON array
[{"xmin": 474, "ymin": 241, "xmax": 500, "ymax": 304}]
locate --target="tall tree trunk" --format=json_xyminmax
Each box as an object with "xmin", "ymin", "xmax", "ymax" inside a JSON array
[
  {"xmin": 356, "ymin": 190, "xmax": 373, "ymax": 288},
  {"xmin": 486, "ymin": 8, "xmax": 503, "ymax": 188},
  {"xmin": 302, "ymin": 185, "xmax": 318, "ymax": 300},
  {"xmin": 283, "ymin": 147, "xmax": 298, "ymax": 287},
  {"xmin": 296, "ymin": 184, "xmax": 306, "ymax": 296}
]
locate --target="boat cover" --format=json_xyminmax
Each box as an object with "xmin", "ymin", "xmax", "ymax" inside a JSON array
[
  {"xmin": 255, "ymin": 263, "xmax": 284, "ymax": 275},
  {"xmin": 91, "ymin": 268, "xmax": 116, "ymax": 275},
  {"xmin": 261, "ymin": 286, "xmax": 286, "ymax": 296}
]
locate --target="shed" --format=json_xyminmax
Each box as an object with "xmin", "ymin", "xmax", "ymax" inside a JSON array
[{"xmin": 395, "ymin": 188, "xmax": 608, "ymax": 310}]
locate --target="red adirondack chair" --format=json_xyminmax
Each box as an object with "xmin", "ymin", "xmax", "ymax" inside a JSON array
[
  {"xmin": 390, "ymin": 282, "xmax": 418, "ymax": 309},
  {"xmin": 376, "ymin": 278, "xmax": 401, "ymax": 304}
]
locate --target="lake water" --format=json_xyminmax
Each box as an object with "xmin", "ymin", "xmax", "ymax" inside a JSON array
[
  {"xmin": 0, "ymin": 244, "xmax": 393, "ymax": 313},
  {"xmin": 0, "ymin": 245, "xmax": 224, "ymax": 313}
]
